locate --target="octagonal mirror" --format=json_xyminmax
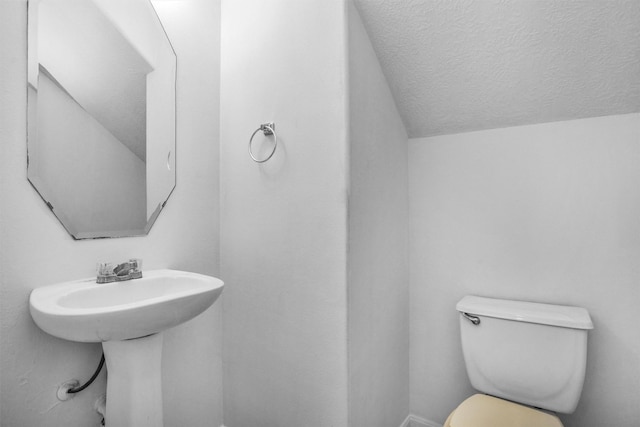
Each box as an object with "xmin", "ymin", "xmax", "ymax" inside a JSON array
[{"xmin": 27, "ymin": 0, "xmax": 176, "ymax": 239}]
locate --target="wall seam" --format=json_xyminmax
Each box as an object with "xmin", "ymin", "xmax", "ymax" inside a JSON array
[{"xmin": 344, "ymin": 1, "xmax": 352, "ymax": 427}]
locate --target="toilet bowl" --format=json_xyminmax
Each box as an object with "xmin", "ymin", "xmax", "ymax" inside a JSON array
[
  {"xmin": 443, "ymin": 394, "xmax": 562, "ymax": 427},
  {"xmin": 445, "ymin": 296, "xmax": 593, "ymax": 427}
]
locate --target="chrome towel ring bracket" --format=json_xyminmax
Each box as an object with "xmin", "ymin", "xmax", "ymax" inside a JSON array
[{"xmin": 249, "ymin": 122, "xmax": 277, "ymax": 163}]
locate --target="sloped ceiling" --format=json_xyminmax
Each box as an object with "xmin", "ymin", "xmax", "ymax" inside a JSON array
[{"xmin": 353, "ymin": 0, "xmax": 640, "ymax": 138}]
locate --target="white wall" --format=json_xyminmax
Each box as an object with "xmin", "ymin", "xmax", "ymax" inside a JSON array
[
  {"xmin": 347, "ymin": 2, "xmax": 409, "ymax": 427},
  {"xmin": 0, "ymin": 0, "xmax": 222, "ymax": 426},
  {"xmin": 409, "ymin": 114, "xmax": 640, "ymax": 427},
  {"xmin": 220, "ymin": 0, "xmax": 350, "ymax": 426}
]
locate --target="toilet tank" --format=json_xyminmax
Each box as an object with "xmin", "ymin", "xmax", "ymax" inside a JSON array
[{"xmin": 456, "ymin": 296, "xmax": 593, "ymax": 413}]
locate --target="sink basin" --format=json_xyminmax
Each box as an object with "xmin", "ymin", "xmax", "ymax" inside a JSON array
[
  {"xmin": 30, "ymin": 269, "xmax": 224, "ymax": 342},
  {"xmin": 29, "ymin": 268, "xmax": 223, "ymax": 426}
]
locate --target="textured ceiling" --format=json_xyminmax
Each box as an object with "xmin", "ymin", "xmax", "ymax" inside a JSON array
[{"xmin": 353, "ymin": 0, "xmax": 640, "ymax": 138}]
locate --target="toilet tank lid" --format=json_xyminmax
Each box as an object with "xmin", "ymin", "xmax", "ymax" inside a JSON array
[{"xmin": 457, "ymin": 296, "xmax": 594, "ymax": 330}]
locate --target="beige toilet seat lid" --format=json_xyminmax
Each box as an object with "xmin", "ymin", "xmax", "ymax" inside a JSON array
[{"xmin": 446, "ymin": 394, "xmax": 563, "ymax": 427}]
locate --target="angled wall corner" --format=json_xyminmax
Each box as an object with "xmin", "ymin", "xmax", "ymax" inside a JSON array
[{"xmin": 347, "ymin": 1, "xmax": 410, "ymax": 426}]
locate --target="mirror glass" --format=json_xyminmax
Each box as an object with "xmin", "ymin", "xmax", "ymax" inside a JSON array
[{"xmin": 27, "ymin": 0, "xmax": 176, "ymax": 239}]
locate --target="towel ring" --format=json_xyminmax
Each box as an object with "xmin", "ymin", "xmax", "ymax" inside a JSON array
[{"xmin": 249, "ymin": 122, "xmax": 277, "ymax": 163}]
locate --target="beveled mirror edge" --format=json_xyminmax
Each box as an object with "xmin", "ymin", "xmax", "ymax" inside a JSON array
[{"xmin": 27, "ymin": 172, "xmax": 175, "ymax": 240}]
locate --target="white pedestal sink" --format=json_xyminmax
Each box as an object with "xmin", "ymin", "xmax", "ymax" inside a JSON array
[{"xmin": 29, "ymin": 269, "xmax": 224, "ymax": 427}]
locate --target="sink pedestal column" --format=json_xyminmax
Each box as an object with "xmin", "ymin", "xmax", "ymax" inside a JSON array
[{"xmin": 102, "ymin": 333, "xmax": 164, "ymax": 427}]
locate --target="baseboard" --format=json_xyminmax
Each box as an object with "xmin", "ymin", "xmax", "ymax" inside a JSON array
[
  {"xmin": 224, "ymin": 414, "xmax": 440, "ymax": 427},
  {"xmin": 405, "ymin": 414, "xmax": 443, "ymax": 427}
]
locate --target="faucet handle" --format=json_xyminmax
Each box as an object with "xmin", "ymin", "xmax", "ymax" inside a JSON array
[
  {"xmin": 96, "ymin": 262, "xmax": 116, "ymax": 283},
  {"xmin": 129, "ymin": 258, "xmax": 142, "ymax": 271},
  {"xmin": 128, "ymin": 259, "xmax": 143, "ymax": 279},
  {"xmin": 97, "ymin": 262, "xmax": 114, "ymax": 276}
]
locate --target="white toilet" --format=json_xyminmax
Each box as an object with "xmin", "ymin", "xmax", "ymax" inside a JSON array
[{"xmin": 444, "ymin": 295, "xmax": 594, "ymax": 427}]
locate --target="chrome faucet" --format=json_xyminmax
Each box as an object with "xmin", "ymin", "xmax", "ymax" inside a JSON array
[{"xmin": 97, "ymin": 259, "xmax": 142, "ymax": 283}]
